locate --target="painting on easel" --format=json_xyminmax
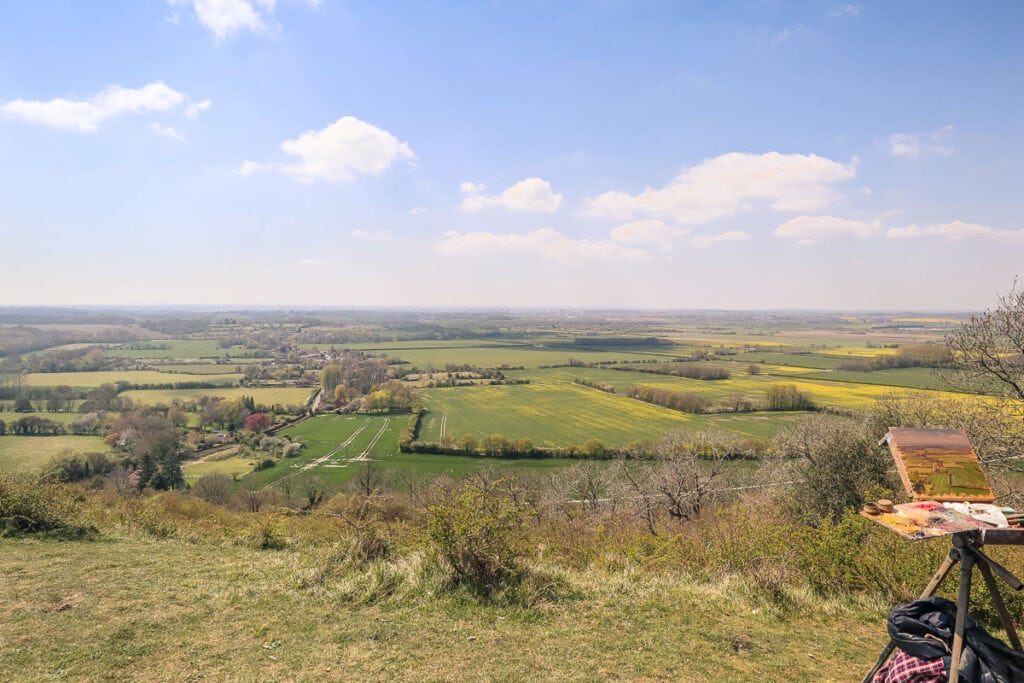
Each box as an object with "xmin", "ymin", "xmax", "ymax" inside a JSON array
[{"xmin": 881, "ymin": 427, "xmax": 995, "ymax": 503}]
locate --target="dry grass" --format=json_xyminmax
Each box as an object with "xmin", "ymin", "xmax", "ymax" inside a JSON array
[{"xmin": 0, "ymin": 534, "xmax": 889, "ymax": 682}]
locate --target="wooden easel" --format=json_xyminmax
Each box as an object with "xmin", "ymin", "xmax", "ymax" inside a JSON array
[{"xmin": 862, "ymin": 528, "xmax": 1024, "ymax": 682}]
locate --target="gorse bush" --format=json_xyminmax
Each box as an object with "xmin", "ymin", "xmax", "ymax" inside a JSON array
[
  {"xmin": 427, "ymin": 476, "xmax": 535, "ymax": 592},
  {"xmin": 0, "ymin": 472, "xmax": 94, "ymax": 538}
]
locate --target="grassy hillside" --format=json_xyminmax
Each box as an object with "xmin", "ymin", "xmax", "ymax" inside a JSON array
[{"xmin": 0, "ymin": 534, "xmax": 890, "ymax": 682}]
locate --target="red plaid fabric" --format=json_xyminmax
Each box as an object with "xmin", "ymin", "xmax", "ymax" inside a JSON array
[{"xmin": 872, "ymin": 650, "xmax": 946, "ymax": 683}]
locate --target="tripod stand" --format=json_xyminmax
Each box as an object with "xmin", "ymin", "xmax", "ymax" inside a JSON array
[{"xmin": 862, "ymin": 528, "xmax": 1024, "ymax": 682}]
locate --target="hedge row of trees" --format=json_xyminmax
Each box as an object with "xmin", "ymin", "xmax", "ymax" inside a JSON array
[
  {"xmin": 614, "ymin": 362, "xmax": 731, "ymax": 380},
  {"xmin": 838, "ymin": 344, "xmax": 952, "ymax": 372}
]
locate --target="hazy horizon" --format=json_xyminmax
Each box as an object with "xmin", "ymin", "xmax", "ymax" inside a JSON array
[{"xmin": 1, "ymin": 2, "xmax": 1020, "ymax": 310}]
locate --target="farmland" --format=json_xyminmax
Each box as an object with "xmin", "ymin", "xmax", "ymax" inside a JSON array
[
  {"xmin": 233, "ymin": 415, "xmax": 580, "ymax": 488},
  {"xmin": 0, "ymin": 308, "xmax": 979, "ymax": 480},
  {"xmin": 418, "ymin": 383, "xmax": 801, "ymax": 445},
  {"xmin": 120, "ymin": 386, "xmax": 312, "ymax": 407},
  {"xmin": 22, "ymin": 370, "xmax": 242, "ymax": 389},
  {"xmin": 0, "ymin": 435, "xmax": 112, "ymax": 472}
]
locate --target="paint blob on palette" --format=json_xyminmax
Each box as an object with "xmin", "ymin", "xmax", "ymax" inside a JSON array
[{"xmin": 862, "ymin": 501, "xmax": 994, "ymax": 540}]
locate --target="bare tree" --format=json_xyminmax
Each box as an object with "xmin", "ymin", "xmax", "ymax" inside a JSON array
[
  {"xmin": 241, "ymin": 477, "xmax": 268, "ymax": 513},
  {"xmin": 650, "ymin": 430, "xmax": 732, "ymax": 522},
  {"xmin": 946, "ymin": 279, "xmax": 1024, "ymax": 401},
  {"xmin": 302, "ymin": 475, "xmax": 328, "ymax": 510}
]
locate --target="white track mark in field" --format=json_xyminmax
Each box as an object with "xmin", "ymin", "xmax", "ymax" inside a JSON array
[
  {"xmin": 264, "ymin": 419, "xmax": 370, "ymax": 489},
  {"xmin": 349, "ymin": 417, "xmax": 390, "ymax": 461},
  {"xmin": 439, "ymin": 411, "xmax": 448, "ymax": 440}
]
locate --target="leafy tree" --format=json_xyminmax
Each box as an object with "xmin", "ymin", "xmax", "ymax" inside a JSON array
[
  {"xmin": 774, "ymin": 414, "xmax": 894, "ymax": 521},
  {"xmin": 244, "ymin": 412, "xmax": 272, "ymax": 433},
  {"xmin": 320, "ymin": 364, "xmax": 343, "ymax": 397}
]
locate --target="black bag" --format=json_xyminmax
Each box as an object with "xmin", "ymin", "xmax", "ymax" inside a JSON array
[{"xmin": 887, "ymin": 596, "xmax": 1024, "ymax": 682}]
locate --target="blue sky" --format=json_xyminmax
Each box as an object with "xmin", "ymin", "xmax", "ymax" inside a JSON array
[{"xmin": 1, "ymin": 1, "xmax": 1021, "ymax": 310}]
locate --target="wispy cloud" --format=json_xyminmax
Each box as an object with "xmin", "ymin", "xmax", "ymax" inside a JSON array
[
  {"xmin": 151, "ymin": 122, "xmax": 186, "ymax": 141},
  {"xmin": 460, "ymin": 177, "xmax": 563, "ymax": 213},
  {"xmin": 771, "ymin": 25, "xmax": 809, "ymax": 45},
  {"xmin": 690, "ymin": 230, "xmax": 752, "ymax": 249},
  {"xmin": 1, "ymin": 82, "xmax": 198, "ymax": 133},
  {"xmin": 888, "ymin": 125, "xmax": 955, "ymax": 158},
  {"xmin": 438, "ymin": 228, "xmax": 648, "ymax": 262},
  {"xmin": 169, "ymin": 0, "xmax": 321, "ymax": 41},
  {"xmin": 829, "ymin": 4, "xmax": 861, "ymax": 17},
  {"xmin": 351, "ymin": 229, "xmax": 393, "ymax": 242},
  {"xmin": 886, "ymin": 220, "xmax": 1024, "ymax": 242},
  {"xmin": 610, "ymin": 219, "xmax": 687, "ymax": 251},
  {"xmin": 775, "ymin": 215, "xmax": 882, "ymax": 244}
]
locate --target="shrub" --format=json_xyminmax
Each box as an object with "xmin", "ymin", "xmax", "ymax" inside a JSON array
[
  {"xmin": 427, "ymin": 477, "xmax": 534, "ymax": 591},
  {"xmin": 192, "ymin": 473, "xmax": 234, "ymax": 505},
  {"xmin": 0, "ymin": 472, "xmax": 94, "ymax": 538}
]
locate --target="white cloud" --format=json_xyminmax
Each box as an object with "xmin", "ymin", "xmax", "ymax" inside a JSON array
[
  {"xmin": 771, "ymin": 25, "xmax": 809, "ymax": 45},
  {"xmin": 237, "ymin": 160, "xmax": 271, "ymax": 176},
  {"xmin": 774, "ymin": 215, "xmax": 882, "ymax": 244},
  {"xmin": 151, "ymin": 123, "xmax": 186, "ymax": 141},
  {"xmin": 351, "ymin": 229, "xmax": 393, "ymax": 242},
  {"xmin": 459, "ymin": 181, "xmax": 487, "ymax": 195},
  {"xmin": 886, "ymin": 220, "xmax": 1024, "ymax": 242},
  {"xmin": 278, "ymin": 116, "xmax": 414, "ymax": 182},
  {"xmin": 409, "ymin": 207, "xmax": 428, "ymax": 216},
  {"xmin": 437, "ymin": 228, "xmax": 648, "ymax": 262},
  {"xmin": 1, "ymin": 82, "xmax": 192, "ymax": 133},
  {"xmin": 185, "ymin": 100, "xmax": 212, "ymax": 118},
  {"xmin": 584, "ymin": 152, "xmax": 856, "ymax": 225},
  {"xmin": 888, "ymin": 125, "xmax": 954, "ymax": 158},
  {"xmin": 171, "ymin": 0, "xmax": 320, "ymax": 41},
  {"xmin": 461, "ymin": 177, "xmax": 563, "ymax": 213},
  {"xmin": 610, "ymin": 219, "xmax": 687, "ymax": 250},
  {"xmin": 830, "ymin": 4, "xmax": 861, "ymax": 17},
  {"xmin": 690, "ymin": 230, "xmax": 753, "ymax": 249},
  {"xmin": 171, "ymin": 0, "xmax": 267, "ymax": 41}
]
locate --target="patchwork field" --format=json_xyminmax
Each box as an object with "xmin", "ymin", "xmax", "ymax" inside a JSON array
[
  {"xmin": 23, "ymin": 370, "xmax": 242, "ymax": 389},
  {"xmin": 418, "ymin": 383, "xmax": 800, "ymax": 446},
  {"xmin": 106, "ymin": 340, "xmax": 270, "ymax": 359},
  {"xmin": 0, "ymin": 435, "xmax": 112, "ymax": 472},
  {"xmin": 517, "ymin": 367, "xmax": 964, "ymax": 412},
  {"xmin": 244, "ymin": 415, "xmax": 581, "ymax": 488},
  {"xmin": 122, "ymin": 386, "xmax": 312, "ymax": 407}
]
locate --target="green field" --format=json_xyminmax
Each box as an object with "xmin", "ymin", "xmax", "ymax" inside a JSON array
[
  {"xmin": 418, "ymin": 383, "xmax": 799, "ymax": 446},
  {"xmin": 0, "ymin": 435, "xmax": 112, "ymax": 472},
  {"xmin": 152, "ymin": 363, "xmax": 255, "ymax": 375},
  {"xmin": 122, "ymin": 386, "xmax": 312, "ymax": 407},
  {"xmin": 182, "ymin": 446, "xmax": 255, "ymax": 480},
  {"xmin": 360, "ymin": 344, "xmax": 671, "ymax": 369},
  {"xmin": 516, "ymin": 366, "xmax": 963, "ymax": 412},
  {"xmin": 244, "ymin": 415, "xmax": 580, "ymax": 488},
  {"xmin": 0, "ymin": 410, "xmax": 84, "ymax": 425},
  {"xmin": 106, "ymin": 339, "xmax": 270, "ymax": 359},
  {"xmin": 797, "ymin": 368, "xmax": 957, "ymax": 392},
  {"xmin": 23, "ymin": 370, "xmax": 242, "ymax": 389},
  {"xmin": 730, "ymin": 351, "xmax": 849, "ymax": 370}
]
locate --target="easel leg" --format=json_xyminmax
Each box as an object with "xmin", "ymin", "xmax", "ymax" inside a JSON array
[
  {"xmin": 976, "ymin": 557, "xmax": 1024, "ymax": 652},
  {"xmin": 860, "ymin": 552, "xmax": 959, "ymax": 683},
  {"xmin": 949, "ymin": 550, "xmax": 975, "ymax": 682}
]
